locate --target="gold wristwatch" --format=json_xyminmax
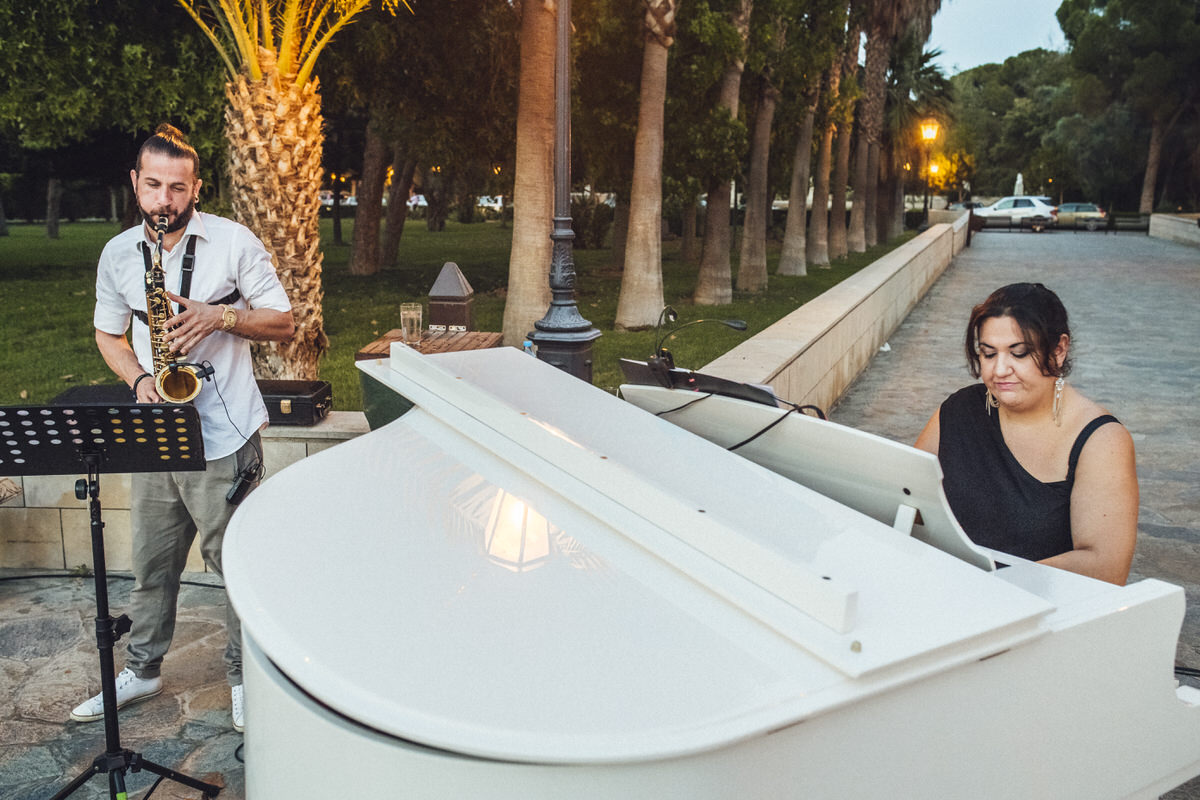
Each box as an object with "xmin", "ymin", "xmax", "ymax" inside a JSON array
[{"xmin": 221, "ymin": 304, "xmax": 238, "ymax": 332}]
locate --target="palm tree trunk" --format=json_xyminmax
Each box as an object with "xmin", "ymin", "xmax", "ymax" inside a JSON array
[
  {"xmin": 695, "ymin": 0, "xmax": 751, "ymax": 306},
  {"xmin": 808, "ymin": 88, "xmax": 834, "ymax": 267},
  {"xmin": 616, "ymin": 6, "xmax": 674, "ymax": 330},
  {"xmin": 680, "ymin": 196, "xmax": 698, "ymax": 261},
  {"xmin": 736, "ymin": 79, "xmax": 778, "ymax": 293},
  {"xmin": 829, "ymin": 21, "xmax": 859, "ymax": 260},
  {"xmin": 865, "ymin": 141, "xmax": 880, "ymax": 246},
  {"xmin": 502, "ymin": 0, "xmax": 555, "ymax": 346},
  {"xmin": 778, "ymin": 104, "xmax": 816, "ymax": 276},
  {"xmin": 1139, "ymin": 116, "xmax": 1163, "ymax": 214},
  {"xmin": 849, "ymin": 32, "xmax": 888, "ymax": 254},
  {"xmin": 829, "ymin": 123, "xmax": 852, "ymax": 259},
  {"xmin": 382, "ymin": 153, "xmax": 416, "ymax": 268},
  {"xmin": 225, "ymin": 52, "xmax": 327, "ymax": 380},
  {"xmin": 349, "ymin": 117, "xmax": 389, "ymax": 276}
]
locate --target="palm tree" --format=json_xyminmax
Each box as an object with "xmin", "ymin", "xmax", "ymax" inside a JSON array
[
  {"xmin": 176, "ymin": 0, "xmax": 408, "ymax": 379},
  {"xmin": 501, "ymin": 1, "xmax": 556, "ymax": 346},
  {"xmin": 848, "ymin": 0, "xmax": 939, "ymax": 251},
  {"xmin": 615, "ymin": 0, "xmax": 680, "ymax": 330},
  {"xmin": 694, "ymin": 0, "xmax": 753, "ymax": 306}
]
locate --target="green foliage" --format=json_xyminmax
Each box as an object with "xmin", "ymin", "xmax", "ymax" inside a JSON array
[
  {"xmin": 570, "ymin": 197, "xmax": 615, "ymax": 249},
  {"xmin": 0, "ymin": 0, "xmax": 225, "ymax": 153}
]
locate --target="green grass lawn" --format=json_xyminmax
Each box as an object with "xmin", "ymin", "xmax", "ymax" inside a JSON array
[{"xmin": 0, "ymin": 218, "xmax": 911, "ymax": 410}]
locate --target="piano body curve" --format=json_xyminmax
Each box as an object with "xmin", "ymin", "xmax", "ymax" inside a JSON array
[{"xmin": 223, "ymin": 346, "xmax": 1200, "ymax": 798}]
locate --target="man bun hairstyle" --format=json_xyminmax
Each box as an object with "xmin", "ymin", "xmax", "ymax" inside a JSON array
[
  {"xmin": 965, "ymin": 282, "xmax": 1072, "ymax": 379},
  {"xmin": 136, "ymin": 123, "xmax": 200, "ymax": 177}
]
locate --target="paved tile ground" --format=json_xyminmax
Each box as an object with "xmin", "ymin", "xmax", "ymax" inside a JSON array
[
  {"xmin": 1, "ymin": 227, "xmax": 1196, "ymax": 799},
  {"xmin": 831, "ymin": 228, "xmax": 1200, "ymax": 798}
]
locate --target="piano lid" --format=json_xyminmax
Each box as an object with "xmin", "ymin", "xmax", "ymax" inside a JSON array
[{"xmin": 223, "ymin": 346, "xmax": 1053, "ymax": 764}]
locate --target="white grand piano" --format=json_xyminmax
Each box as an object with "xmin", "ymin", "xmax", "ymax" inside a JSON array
[{"xmin": 223, "ymin": 345, "xmax": 1200, "ymax": 798}]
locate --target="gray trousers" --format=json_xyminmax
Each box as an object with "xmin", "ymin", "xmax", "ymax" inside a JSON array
[{"xmin": 125, "ymin": 434, "xmax": 260, "ymax": 686}]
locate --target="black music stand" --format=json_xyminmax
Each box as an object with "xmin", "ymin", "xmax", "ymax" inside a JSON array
[{"xmin": 0, "ymin": 402, "xmax": 221, "ymax": 799}]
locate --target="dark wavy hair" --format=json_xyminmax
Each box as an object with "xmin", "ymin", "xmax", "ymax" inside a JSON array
[
  {"xmin": 965, "ymin": 283, "xmax": 1072, "ymax": 379},
  {"xmin": 136, "ymin": 123, "xmax": 199, "ymax": 178}
]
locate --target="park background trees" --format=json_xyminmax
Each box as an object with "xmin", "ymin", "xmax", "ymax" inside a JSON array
[{"xmin": 2, "ymin": 0, "xmax": 1198, "ymax": 376}]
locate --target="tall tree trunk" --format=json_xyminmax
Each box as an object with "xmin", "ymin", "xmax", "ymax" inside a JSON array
[
  {"xmin": 45, "ymin": 177, "xmax": 62, "ymax": 240},
  {"xmin": 502, "ymin": 0, "xmax": 555, "ymax": 346},
  {"xmin": 349, "ymin": 117, "xmax": 389, "ymax": 276},
  {"xmin": 736, "ymin": 79, "xmax": 778, "ymax": 293},
  {"xmin": 694, "ymin": 0, "xmax": 751, "ymax": 306},
  {"xmin": 829, "ymin": 124, "xmax": 852, "ymax": 259},
  {"xmin": 226, "ymin": 51, "xmax": 328, "ymax": 380},
  {"xmin": 778, "ymin": 105, "xmax": 816, "ymax": 276},
  {"xmin": 382, "ymin": 152, "xmax": 416, "ymax": 268},
  {"xmin": 850, "ymin": 31, "xmax": 887, "ymax": 253},
  {"xmin": 1139, "ymin": 116, "xmax": 1164, "ymax": 214},
  {"xmin": 807, "ymin": 84, "xmax": 834, "ymax": 267},
  {"xmin": 616, "ymin": 1, "xmax": 676, "ymax": 330},
  {"xmin": 680, "ymin": 196, "xmax": 698, "ymax": 261},
  {"xmin": 829, "ymin": 22, "xmax": 860, "ymax": 260}
]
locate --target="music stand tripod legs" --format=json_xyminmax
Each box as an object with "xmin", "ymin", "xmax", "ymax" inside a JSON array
[
  {"xmin": 51, "ymin": 453, "xmax": 220, "ymax": 800},
  {"xmin": 0, "ymin": 401, "xmax": 218, "ymax": 799}
]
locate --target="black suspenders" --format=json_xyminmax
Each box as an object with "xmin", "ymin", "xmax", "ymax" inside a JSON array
[{"xmin": 133, "ymin": 235, "xmax": 241, "ymax": 325}]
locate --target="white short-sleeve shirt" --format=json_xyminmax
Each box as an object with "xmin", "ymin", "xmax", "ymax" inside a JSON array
[{"xmin": 94, "ymin": 212, "xmax": 292, "ymax": 461}]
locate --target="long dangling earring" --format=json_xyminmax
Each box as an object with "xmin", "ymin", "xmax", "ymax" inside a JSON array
[
  {"xmin": 985, "ymin": 388, "xmax": 999, "ymax": 416},
  {"xmin": 1052, "ymin": 376, "xmax": 1065, "ymax": 426}
]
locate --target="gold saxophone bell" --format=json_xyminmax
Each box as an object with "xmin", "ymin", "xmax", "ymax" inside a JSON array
[{"xmin": 155, "ymin": 364, "xmax": 203, "ymax": 404}]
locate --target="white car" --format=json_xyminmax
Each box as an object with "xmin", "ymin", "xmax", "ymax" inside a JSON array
[{"xmin": 973, "ymin": 196, "xmax": 1058, "ymax": 231}]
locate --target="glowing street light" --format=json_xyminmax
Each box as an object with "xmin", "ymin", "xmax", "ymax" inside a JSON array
[{"xmin": 920, "ymin": 120, "xmax": 940, "ymax": 230}]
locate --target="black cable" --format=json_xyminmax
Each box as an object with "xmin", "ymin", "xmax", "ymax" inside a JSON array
[
  {"xmin": 727, "ymin": 405, "xmax": 801, "ymax": 452},
  {"xmin": 235, "ymin": 742, "xmax": 245, "ymax": 763},
  {"xmin": 204, "ymin": 359, "xmax": 266, "ymax": 481},
  {"xmin": 653, "ymin": 393, "xmax": 714, "ymax": 417},
  {"xmin": 1177, "ymin": 665, "xmax": 1200, "ymax": 679}
]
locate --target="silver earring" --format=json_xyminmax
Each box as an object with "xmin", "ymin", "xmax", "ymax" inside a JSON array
[
  {"xmin": 1052, "ymin": 376, "xmax": 1065, "ymax": 426},
  {"xmin": 985, "ymin": 388, "xmax": 999, "ymax": 415}
]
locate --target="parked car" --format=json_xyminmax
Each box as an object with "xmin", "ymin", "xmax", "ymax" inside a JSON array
[
  {"xmin": 1056, "ymin": 202, "xmax": 1106, "ymax": 231},
  {"xmin": 972, "ymin": 196, "xmax": 1058, "ymax": 231}
]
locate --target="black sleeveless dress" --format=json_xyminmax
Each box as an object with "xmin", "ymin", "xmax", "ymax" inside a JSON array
[{"xmin": 936, "ymin": 384, "xmax": 1120, "ymax": 561}]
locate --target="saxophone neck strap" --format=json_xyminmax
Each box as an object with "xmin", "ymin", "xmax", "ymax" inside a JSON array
[{"xmin": 134, "ymin": 235, "xmax": 240, "ymax": 325}]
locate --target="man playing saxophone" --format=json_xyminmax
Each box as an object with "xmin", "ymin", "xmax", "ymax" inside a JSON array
[{"xmin": 77, "ymin": 123, "xmax": 294, "ymax": 733}]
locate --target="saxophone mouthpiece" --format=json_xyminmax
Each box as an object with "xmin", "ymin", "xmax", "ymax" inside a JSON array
[{"xmin": 155, "ymin": 215, "xmax": 168, "ymax": 235}]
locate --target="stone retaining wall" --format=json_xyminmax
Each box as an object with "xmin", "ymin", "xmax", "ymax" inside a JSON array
[
  {"xmin": 1149, "ymin": 213, "xmax": 1200, "ymax": 248},
  {"xmin": 702, "ymin": 214, "xmax": 969, "ymax": 411}
]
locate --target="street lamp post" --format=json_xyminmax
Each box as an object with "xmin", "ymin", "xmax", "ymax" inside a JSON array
[
  {"xmin": 920, "ymin": 120, "xmax": 939, "ymax": 230},
  {"xmin": 526, "ymin": 0, "xmax": 601, "ymax": 382}
]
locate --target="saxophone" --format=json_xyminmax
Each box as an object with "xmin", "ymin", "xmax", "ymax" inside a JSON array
[{"xmin": 145, "ymin": 215, "xmax": 203, "ymax": 403}]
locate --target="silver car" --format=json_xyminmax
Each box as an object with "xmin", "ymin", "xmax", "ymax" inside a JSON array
[{"xmin": 973, "ymin": 196, "xmax": 1059, "ymax": 231}]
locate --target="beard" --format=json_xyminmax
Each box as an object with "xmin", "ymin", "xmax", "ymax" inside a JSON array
[{"xmin": 140, "ymin": 201, "xmax": 195, "ymax": 234}]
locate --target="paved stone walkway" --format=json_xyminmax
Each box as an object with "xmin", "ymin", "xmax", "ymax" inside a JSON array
[
  {"xmin": 1, "ymin": 227, "xmax": 1196, "ymax": 799},
  {"xmin": 831, "ymin": 228, "xmax": 1200, "ymax": 798}
]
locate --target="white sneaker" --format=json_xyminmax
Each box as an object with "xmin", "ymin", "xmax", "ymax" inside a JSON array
[
  {"xmin": 231, "ymin": 684, "xmax": 245, "ymax": 732},
  {"xmin": 70, "ymin": 668, "xmax": 163, "ymax": 722}
]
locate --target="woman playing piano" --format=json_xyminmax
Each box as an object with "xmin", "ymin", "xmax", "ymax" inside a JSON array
[{"xmin": 915, "ymin": 283, "xmax": 1138, "ymax": 585}]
